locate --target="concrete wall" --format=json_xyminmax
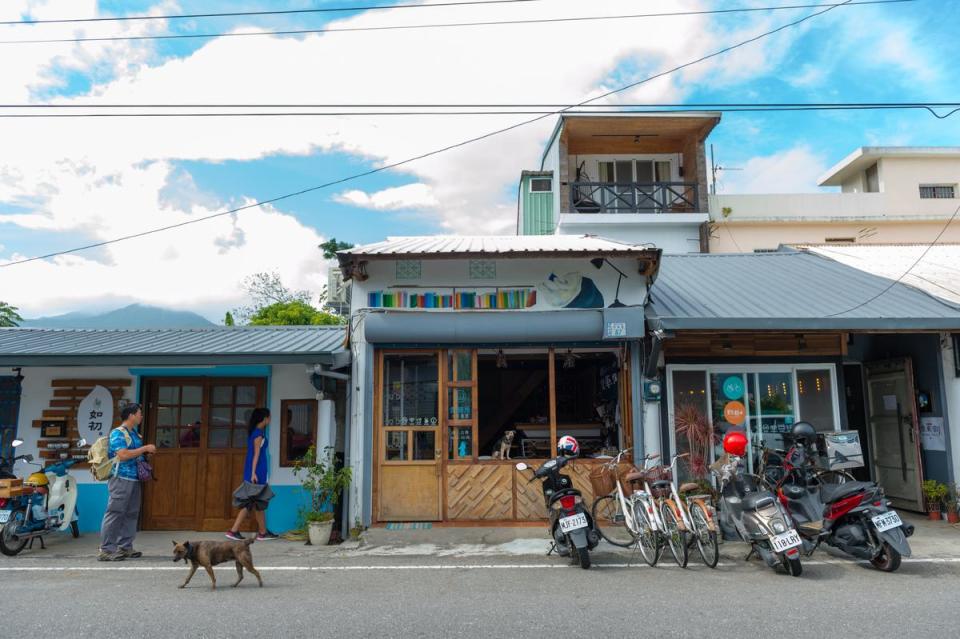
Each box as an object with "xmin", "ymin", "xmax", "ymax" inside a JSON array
[
  {"xmin": 556, "ymin": 214, "xmax": 707, "ymax": 253},
  {"xmin": 710, "ymin": 192, "xmax": 960, "ymax": 221}
]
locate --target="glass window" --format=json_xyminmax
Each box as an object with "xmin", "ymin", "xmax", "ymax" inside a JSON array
[
  {"xmin": 212, "ymin": 385, "xmax": 233, "ymax": 405},
  {"xmin": 530, "ymin": 178, "xmax": 552, "ymax": 192},
  {"xmin": 797, "ymin": 369, "xmax": 835, "ymax": 431},
  {"xmin": 413, "ymin": 431, "xmax": 436, "ymax": 461},
  {"xmin": 281, "ymin": 399, "xmax": 317, "ymax": 466},
  {"xmin": 236, "ymin": 385, "xmax": 257, "ymax": 405},
  {"xmin": 385, "ymin": 431, "xmax": 408, "ymax": 461},
  {"xmin": 181, "ymin": 385, "xmax": 202, "ymax": 405},
  {"xmin": 755, "ymin": 371, "xmax": 795, "ymax": 449},
  {"xmin": 383, "ymin": 355, "xmax": 439, "ymax": 427},
  {"xmin": 671, "ymin": 370, "xmax": 710, "ymax": 482},
  {"xmin": 158, "ymin": 386, "xmax": 179, "ymax": 404},
  {"xmin": 448, "ymin": 387, "xmax": 473, "ymax": 421},
  {"xmin": 449, "ymin": 351, "xmax": 473, "ymax": 382}
]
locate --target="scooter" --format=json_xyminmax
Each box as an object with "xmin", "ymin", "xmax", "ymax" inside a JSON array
[
  {"xmin": 516, "ymin": 455, "xmax": 600, "ymax": 569},
  {"xmin": 0, "ymin": 438, "xmax": 85, "ymax": 556},
  {"xmin": 775, "ymin": 424, "xmax": 913, "ymax": 572},
  {"xmin": 713, "ymin": 432, "xmax": 804, "ymax": 576}
]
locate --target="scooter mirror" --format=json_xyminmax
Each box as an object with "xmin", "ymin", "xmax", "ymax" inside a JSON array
[
  {"xmin": 515, "ymin": 463, "xmax": 528, "ymax": 471},
  {"xmin": 12, "ymin": 439, "xmax": 23, "ymax": 447},
  {"xmin": 77, "ymin": 438, "xmax": 87, "ymax": 447}
]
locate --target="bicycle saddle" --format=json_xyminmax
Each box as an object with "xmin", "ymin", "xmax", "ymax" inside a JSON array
[
  {"xmin": 651, "ymin": 480, "xmax": 672, "ymax": 491},
  {"xmin": 678, "ymin": 482, "xmax": 700, "ymax": 493}
]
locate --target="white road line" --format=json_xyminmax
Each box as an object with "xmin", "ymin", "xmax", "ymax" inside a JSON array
[{"xmin": 0, "ymin": 558, "xmax": 958, "ymax": 571}]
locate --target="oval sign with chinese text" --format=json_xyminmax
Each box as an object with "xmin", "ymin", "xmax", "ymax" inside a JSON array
[
  {"xmin": 77, "ymin": 385, "xmax": 114, "ymax": 444},
  {"xmin": 723, "ymin": 401, "xmax": 747, "ymax": 426}
]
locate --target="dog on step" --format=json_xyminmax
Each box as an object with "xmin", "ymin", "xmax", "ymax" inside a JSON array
[
  {"xmin": 172, "ymin": 538, "xmax": 263, "ymax": 590},
  {"xmin": 490, "ymin": 429, "xmax": 517, "ymax": 459}
]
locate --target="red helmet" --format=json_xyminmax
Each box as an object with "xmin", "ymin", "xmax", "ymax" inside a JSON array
[
  {"xmin": 722, "ymin": 431, "xmax": 748, "ymax": 457},
  {"xmin": 557, "ymin": 435, "xmax": 579, "ymax": 456}
]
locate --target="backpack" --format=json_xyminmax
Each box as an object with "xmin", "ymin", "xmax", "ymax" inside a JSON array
[{"xmin": 88, "ymin": 427, "xmax": 132, "ymax": 481}]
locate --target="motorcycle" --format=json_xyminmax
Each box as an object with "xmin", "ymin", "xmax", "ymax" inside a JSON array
[
  {"xmin": 516, "ymin": 455, "xmax": 600, "ymax": 569},
  {"xmin": 713, "ymin": 432, "xmax": 804, "ymax": 576},
  {"xmin": 0, "ymin": 438, "xmax": 85, "ymax": 556},
  {"xmin": 775, "ymin": 423, "xmax": 913, "ymax": 572}
]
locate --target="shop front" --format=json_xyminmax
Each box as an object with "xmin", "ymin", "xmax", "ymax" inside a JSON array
[{"xmin": 338, "ymin": 236, "xmax": 661, "ymax": 525}]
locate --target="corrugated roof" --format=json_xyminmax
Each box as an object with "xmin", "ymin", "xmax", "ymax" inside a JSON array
[
  {"xmin": 340, "ymin": 235, "xmax": 657, "ymax": 258},
  {"xmin": 798, "ymin": 244, "xmax": 960, "ymax": 305},
  {"xmin": 648, "ymin": 251, "xmax": 960, "ymax": 331},
  {"xmin": 0, "ymin": 326, "xmax": 348, "ymax": 366}
]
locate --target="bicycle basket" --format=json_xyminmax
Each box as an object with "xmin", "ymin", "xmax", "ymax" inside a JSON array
[{"xmin": 589, "ymin": 465, "xmax": 617, "ymax": 496}]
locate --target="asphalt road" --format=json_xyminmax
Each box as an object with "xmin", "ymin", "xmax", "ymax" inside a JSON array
[{"xmin": 2, "ymin": 551, "xmax": 957, "ymax": 638}]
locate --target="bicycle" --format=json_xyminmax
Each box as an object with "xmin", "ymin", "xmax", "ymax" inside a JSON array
[{"xmin": 659, "ymin": 453, "xmax": 720, "ymax": 568}]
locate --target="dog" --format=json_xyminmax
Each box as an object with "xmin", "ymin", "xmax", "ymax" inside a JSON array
[
  {"xmin": 172, "ymin": 539, "xmax": 263, "ymax": 590},
  {"xmin": 490, "ymin": 430, "xmax": 517, "ymax": 459}
]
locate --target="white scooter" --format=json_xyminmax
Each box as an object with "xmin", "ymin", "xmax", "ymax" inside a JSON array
[{"xmin": 0, "ymin": 438, "xmax": 85, "ymax": 556}]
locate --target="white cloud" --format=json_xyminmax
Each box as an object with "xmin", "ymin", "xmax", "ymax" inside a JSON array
[
  {"xmin": 717, "ymin": 145, "xmax": 829, "ymax": 194},
  {"xmin": 335, "ymin": 183, "xmax": 438, "ymax": 211},
  {"xmin": 787, "ymin": 63, "xmax": 825, "ymax": 88}
]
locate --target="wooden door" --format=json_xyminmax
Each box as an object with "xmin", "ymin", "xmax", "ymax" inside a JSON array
[
  {"xmin": 865, "ymin": 359, "xmax": 924, "ymax": 511},
  {"xmin": 142, "ymin": 378, "xmax": 266, "ymax": 531}
]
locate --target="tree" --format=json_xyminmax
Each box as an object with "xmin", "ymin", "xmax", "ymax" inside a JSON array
[
  {"xmin": 223, "ymin": 311, "xmax": 235, "ymax": 326},
  {"xmin": 248, "ymin": 301, "xmax": 342, "ymax": 326},
  {"xmin": 0, "ymin": 302, "xmax": 23, "ymax": 327},
  {"xmin": 232, "ymin": 271, "xmax": 312, "ymax": 323},
  {"xmin": 319, "ymin": 238, "xmax": 353, "ymax": 260}
]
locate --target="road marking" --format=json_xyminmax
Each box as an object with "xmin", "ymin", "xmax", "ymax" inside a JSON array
[{"xmin": 1, "ymin": 557, "xmax": 958, "ymax": 571}]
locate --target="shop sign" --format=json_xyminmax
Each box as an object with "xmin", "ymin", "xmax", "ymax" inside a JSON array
[
  {"xmin": 722, "ymin": 376, "xmax": 745, "ymax": 400},
  {"xmin": 77, "ymin": 385, "xmax": 114, "ymax": 444},
  {"xmin": 723, "ymin": 400, "xmax": 746, "ymax": 426},
  {"xmin": 604, "ymin": 321, "xmax": 627, "ymax": 338}
]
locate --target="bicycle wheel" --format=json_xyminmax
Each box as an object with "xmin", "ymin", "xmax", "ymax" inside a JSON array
[
  {"xmin": 592, "ymin": 494, "xmax": 638, "ymax": 548},
  {"xmin": 631, "ymin": 499, "xmax": 660, "ymax": 567},
  {"xmin": 689, "ymin": 501, "xmax": 719, "ymax": 568},
  {"xmin": 816, "ymin": 469, "xmax": 856, "ymax": 485},
  {"xmin": 660, "ymin": 501, "xmax": 689, "ymax": 568}
]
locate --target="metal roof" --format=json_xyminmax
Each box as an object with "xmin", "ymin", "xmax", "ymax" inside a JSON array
[
  {"xmin": 0, "ymin": 326, "xmax": 348, "ymax": 366},
  {"xmin": 797, "ymin": 244, "xmax": 960, "ymax": 305},
  {"xmin": 339, "ymin": 235, "xmax": 658, "ymax": 259},
  {"xmin": 819, "ymin": 146, "xmax": 960, "ymax": 186},
  {"xmin": 647, "ymin": 251, "xmax": 960, "ymax": 331}
]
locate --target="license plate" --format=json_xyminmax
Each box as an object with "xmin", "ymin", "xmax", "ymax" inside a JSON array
[
  {"xmin": 0, "ymin": 510, "xmax": 10, "ymax": 524},
  {"xmin": 872, "ymin": 511, "xmax": 902, "ymax": 532},
  {"xmin": 770, "ymin": 529, "xmax": 802, "ymax": 552},
  {"xmin": 559, "ymin": 513, "xmax": 587, "ymax": 533}
]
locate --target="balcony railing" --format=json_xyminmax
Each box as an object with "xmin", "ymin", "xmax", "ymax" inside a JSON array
[{"xmin": 569, "ymin": 182, "xmax": 699, "ymax": 214}]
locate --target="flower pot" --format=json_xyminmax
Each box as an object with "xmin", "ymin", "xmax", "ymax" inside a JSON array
[
  {"xmin": 947, "ymin": 511, "xmax": 960, "ymax": 524},
  {"xmin": 308, "ymin": 519, "xmax": 334, "ymax": 546},
  {"xmin": 927, "ymin": 510, "xmax": 942, "ymax": 521}
]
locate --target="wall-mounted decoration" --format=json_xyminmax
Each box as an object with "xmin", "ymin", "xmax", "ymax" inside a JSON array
[
  {"xmin": 367, "ymin": 287, "xmax": 537, "ymax": 310},
  {"xmin": 77, "ymin": 385, "xmax": 115, "ymax": 443},
  {"xmin": 916, "ymin": 389, "xmax": 932, "ymax": 413},
  {"xmin": 395, "ymin": 260, "xmax": 422, "ymax": 280},
  {"xmin": 469, "ymin": 260, "xmax": 497, "ymax": 280},
  {"xmin": 40, "ymin": 419, "xmax": 66, "ymax": 438},
  {"xmin": 539, "ymin": 272, "xmax": 604, "ymax": 309}
]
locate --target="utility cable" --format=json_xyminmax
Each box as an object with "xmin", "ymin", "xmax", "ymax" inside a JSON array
[
  {"xmin": 0, "ymin": 1, "xmax": 912, "ymax": 45},
  {"xmin": 0, "ymin": 0, "xmax": 858, "ymax": 268}
]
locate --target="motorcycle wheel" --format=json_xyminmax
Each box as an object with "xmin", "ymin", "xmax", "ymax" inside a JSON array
[
  {"xmin": 690, "ymin": 502, "xmax": 719, "ymax": 568},
  {"xmin": 660, "ymin": 502, "xmax": 689, "ymax": 568},
  {"xmin": 571, "ymin": 544, "xmax": 591, "ymax": 570},
  {"xmin": 869, "ymin": 542, "xmax": 902, "ymax": 572},
  {"xmin": 631, "ymin": 501, "xmax": 661, "ymax": 567},
  {"xmin": 0, "ymin": 515, "xmax": 28, "ymax": 556},
  {"xmin": 592, "ymin": 494, "xmax": 638, "ymax": 547},
  {"xmin": 781, "ymin": 554, "xmax": 803, "ymax": 577}
]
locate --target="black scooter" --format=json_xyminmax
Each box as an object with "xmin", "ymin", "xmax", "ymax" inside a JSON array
[{"xmin": 516, "ymin": 455, "xmax": 600, "ymax": 569}]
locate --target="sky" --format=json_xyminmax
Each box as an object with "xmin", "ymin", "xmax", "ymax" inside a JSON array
[{"xmin": 0, "ymin": 0, "xmax": 958, "ymax": 321}]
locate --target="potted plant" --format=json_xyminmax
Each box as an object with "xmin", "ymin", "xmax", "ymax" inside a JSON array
[
  {"xmin": 922, "ymin": 480, "xmax": 948, "ymax": 521},
  {"xmin": 946, "ymin": 484, "xmax": 960, "ymax": 524},
  {"xmin": 293, "ymin": 445, "xmax": 352, "ymax": 546},
  {"xmin": 674, "ymin": 402, "xmax": 717, "ymax": 481}
]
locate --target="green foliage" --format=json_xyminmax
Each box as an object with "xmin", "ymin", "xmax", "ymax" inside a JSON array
[
  {"xmin": 293, "ymin": 445, "xmax": 352, "ymax": 518},
  {"xmin": 320, "ymin": 238, "xmax": 353, "ymax": 260},
  {"xmin": 223, "ymin": 311, "xmax": 235, "ymax": 326},
  {"xmin": 0, "ymin": 302, "xmax": 23, "ymax": 327},
  {"xmin": 923, "ymin": 480, "xmax": 949, "ymax": 509},
  {"xmin": 232, "ymin": 271, "xmax": 312, "ymax": 323},
  {"xmin": 248, "ymin": 300, "xmax": 343, "ymax": 326}
]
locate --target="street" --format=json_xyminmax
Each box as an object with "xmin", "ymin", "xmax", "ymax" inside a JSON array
[{"xmin": 2, "ymin": 543, "xmax": 958, "ymax": 638}]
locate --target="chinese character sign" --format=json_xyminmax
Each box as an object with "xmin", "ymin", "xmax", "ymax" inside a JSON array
[{"xmin": 77, "ymin": 385, "xmax": 115, "ymax": 444}]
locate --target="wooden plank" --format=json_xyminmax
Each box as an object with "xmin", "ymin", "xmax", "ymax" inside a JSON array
[
  {"xmin": 42, "ymin": 409, "xmax": 73, "ymax": 418},
  {"xmin": 0, "ymin": 478, "xmax": 22, "ymax": 489},
  {"xmin": 53, "ymin": 388, "xmax": 125, "ymax": 398},
  {"xmin": 446, "ymin": 464, "xmax": 512, "ymax": 520},
  {"xmin": 548, "ymin": 348, "xmax": 557, "ymax": 451},
  {"xmin": 51, "ymin": 379, "xmax": 132, "ymax": 388}
]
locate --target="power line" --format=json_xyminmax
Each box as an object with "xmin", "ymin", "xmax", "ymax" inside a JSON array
[
  {"xmin": 8, "ymin": 101, "xmax": 960, "ymax": 108},
  {"xmin": 0, "ymin": 0, "xmax": 550, "ymax": 25},
  {"xmin": 0, "ymin": 1, "xmax": 912, "ymax": 45},
  {"xmin": 822, "ymin": 203, "xmax": 960, "ymax": 317},
  {"xmin": 0, "ymin": 105, "xmax": 957, "ymax": 118},
  {"xmin": 0, "ymin": 0, "xmax": 859, "ymax": 268}
]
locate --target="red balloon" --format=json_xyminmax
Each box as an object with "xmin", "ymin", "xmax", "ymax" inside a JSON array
[{"xmin": 723, "ymin": 431, "xmax": 748, "ymax": 457}]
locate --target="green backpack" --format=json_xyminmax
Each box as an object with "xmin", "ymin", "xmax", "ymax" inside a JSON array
[{"xmin": 87, "ymin": 428, "xmax": 131, "ymax": 481}]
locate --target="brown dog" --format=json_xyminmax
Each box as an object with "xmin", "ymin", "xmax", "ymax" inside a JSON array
[
  {"xmin": 172, "ymin": 539, "xmax": 263, "ymax": 590},
  {"xmin": 491, "ymin": 430, "xmax": 516, "ymax": 459}
]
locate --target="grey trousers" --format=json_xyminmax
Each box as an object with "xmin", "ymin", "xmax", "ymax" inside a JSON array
[{"xmin": 100, "ymin": 477, "xmax": 142, "ymax": 553}]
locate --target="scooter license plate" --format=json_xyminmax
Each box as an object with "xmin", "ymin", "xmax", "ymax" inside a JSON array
[
  {"xmin": 559, "ymin": 513, "xmax": 587, "ymax": 533},
  {"xmin": 770, "ymin": 529, "xmax": 802, "ymax": 552},
  {"xmin": 871, "ymin": 511, "xmax": 902, "ymax": 532},
  {"xmin": 0, "ymin": 510, "xmax": 10, "ymax": 524}
]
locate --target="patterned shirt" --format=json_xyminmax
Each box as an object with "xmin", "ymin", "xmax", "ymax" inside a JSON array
[{"xmin": 108, "ymin": 426, "xmax": 143, "ymax": 481}]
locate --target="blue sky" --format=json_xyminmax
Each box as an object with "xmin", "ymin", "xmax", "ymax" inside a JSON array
[{"xmin": 0, "ymin": 0, "xmax": 957, "ymax": 319}]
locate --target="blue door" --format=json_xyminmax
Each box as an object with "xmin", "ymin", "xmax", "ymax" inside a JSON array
[{"xmin": 0, "ymin": 375, "xmax": 22, "ymax": 462}]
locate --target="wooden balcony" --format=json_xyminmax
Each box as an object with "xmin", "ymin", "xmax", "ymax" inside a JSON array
[{"xmin": 569, "ymin": 181, "xmax": 700, "ymax": 214}]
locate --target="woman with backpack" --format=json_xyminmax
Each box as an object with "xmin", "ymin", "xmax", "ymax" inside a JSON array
[{"xmin": 226, "ymin": 407, "xmax": 278, "ymax": 541}]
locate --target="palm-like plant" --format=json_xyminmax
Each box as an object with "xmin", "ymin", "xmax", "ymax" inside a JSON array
[
  {"xmin": 674, "ymin": 403, "xmax": 717, "ymax": 480},
  {"xmin": 0, "ymin": 302, "xmax": 23, "ymax": 327}
]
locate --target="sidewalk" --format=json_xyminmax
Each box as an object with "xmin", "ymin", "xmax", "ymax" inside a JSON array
[{"xmin": 2, "ymin": 512, "xmax": 956, "ymax": 564}]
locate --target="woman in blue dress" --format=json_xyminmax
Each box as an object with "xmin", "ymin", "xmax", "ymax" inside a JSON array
[{"xmin": 226, "ymin": 408, "xmax": 278, "ymax": 541}]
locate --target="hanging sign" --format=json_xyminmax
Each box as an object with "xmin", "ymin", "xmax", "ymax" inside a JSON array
[
  {"xmin": 77, "ymin": 385, "xmax": 114, "ymax": 444},
  {"xmin": 723, "ymin": 401, "xmax": 747, "ymax": 426},
  {"xmin": 722, "ymin": 376, "xmax": 745, "ymax": 400}
]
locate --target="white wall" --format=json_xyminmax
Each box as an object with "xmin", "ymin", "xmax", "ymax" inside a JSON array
[
  {"xmin": 268, "ymin": 364, "xmax": 329, "ymax": 486},
  {"xmin": 556, "ymin": 214, "xmax": 705, "ymax": 254},
  {"xmin": 943, "ymin": 335, "xmax": 960, "ymax": 483}
]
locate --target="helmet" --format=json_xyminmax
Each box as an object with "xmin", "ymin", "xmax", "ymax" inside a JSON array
[
  {"xmin": 722, "ymin": 431, "xmax": 748, "ymax": 457},
  {"xmin": 791, "ymin": 421, "xmax": 817, "ymax": 444},
  {"xmin": 25, "ymin": 471, "xmax": 48, "ymax": 487},
  {"xmin": 557, "ymin": 435, "xmax": 579, "ymax": 457}
]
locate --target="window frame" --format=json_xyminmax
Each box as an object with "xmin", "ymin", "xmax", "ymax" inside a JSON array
[
  {"xmin": 529, "ymin": 177, "xmax": 552, "ymax": 192},
  {"xmin": 279, "ymin": 398, "xmax": 319, "ymax": 467},
  {"xmin": 919, "ymin": 184, "xmax": 956, "ymax": 199}
]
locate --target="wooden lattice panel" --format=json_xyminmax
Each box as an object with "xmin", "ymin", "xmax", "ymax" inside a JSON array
[
  {"xmin": 515, "ymin": 470, "xmax": 547, "ymax": 521},
  {"xmin": 566, "ymin": 462, "xmax": 597, "ymax": 509},
  {"xmin": 446, "ymin": 464, "xmax": 513, "ymax": 520}
]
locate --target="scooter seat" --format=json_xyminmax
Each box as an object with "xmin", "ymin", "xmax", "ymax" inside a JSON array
[
  {"xmin": 820, "ymin": 481, "xmax": 873, "ymax": 504},
  {"xmin": 741, "ymin": 493, "xmax": 775, "ymax": 511}
]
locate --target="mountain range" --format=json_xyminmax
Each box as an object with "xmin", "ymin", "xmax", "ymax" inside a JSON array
[{"xmin": 21, "ymin": 304, "xmax": 215, "ymax": 329}]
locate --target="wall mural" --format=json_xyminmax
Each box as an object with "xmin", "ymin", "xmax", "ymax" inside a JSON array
[{"xmin": 540, "ymin": 272, "xmax": 604, "ymax": 309}]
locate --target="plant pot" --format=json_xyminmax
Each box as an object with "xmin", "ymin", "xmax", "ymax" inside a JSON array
[
  {"xmin": 947, "ymin": 511, "xmax": 960, "ymax": 524},
  {"xmin": 927, "ymin": 510, "xmax": 942, "ymax": 521},
  {"xmin": 308, "ymin": 520, "xmax": 334, "ymax": 546}
]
